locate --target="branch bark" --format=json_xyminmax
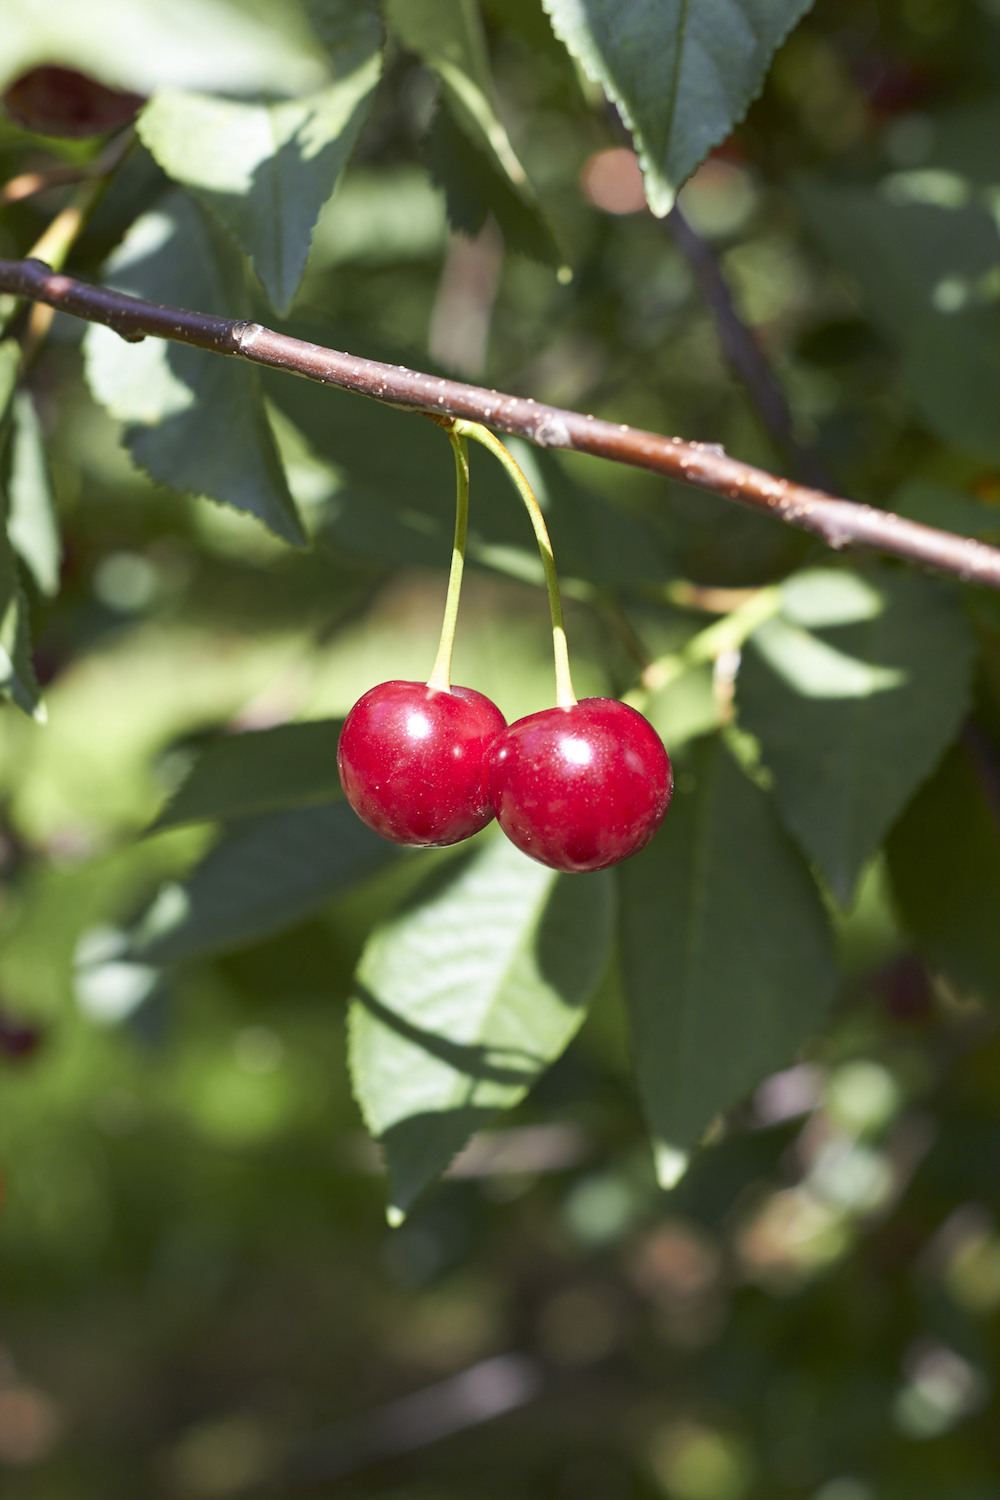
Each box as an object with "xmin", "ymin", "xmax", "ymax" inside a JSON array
[{"xmin": 3, "ymin": 254, "xmax": 1000, "ymax": 589}]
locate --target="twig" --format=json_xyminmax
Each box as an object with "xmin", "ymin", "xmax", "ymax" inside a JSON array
[
  {"xmin": 1, "ymin": 256, "xmax": 999, "ymax": 589},
  {"xmin": 0, "ymin": 164, "xmax": 90, "ymax": 207},
  {"xmin": 666, "ymin": 203, "xmax": 832, "ymax": 491},
  {"xmin": 0, "ymin": 130, "xmax": 135, "ymax": 209}
]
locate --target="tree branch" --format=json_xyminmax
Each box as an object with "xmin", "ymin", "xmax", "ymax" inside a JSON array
[
  {"xmin": 2, "ymin": 254, "xmax": 1000, "ymax": 589},
  {"xmin": 0, "ymin": 131, "xmax": 135, "ymax": 209}
]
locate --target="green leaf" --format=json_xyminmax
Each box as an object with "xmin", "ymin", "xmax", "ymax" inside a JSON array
[
  {"xmin": 736, "ymin": 567, "xmax": 975, "ymax": 904},
  {"xmin": 619, "ymin": 736, "xmax": 836, "ymax": 1186},
  {"xmin": 84, "ymin": 191, "xmax": 306, "ymax": 546},
  {"xmin": 542, "ymin": 0, "xmax": 815, "ymax": 216},
  {"xmin": 132, "ymin": 801, "xmax": 399, "ymax": 964},
  {"xmin": 7, "ymin": 392, "xmax": 61, "ymax": 597},
  {"xmin": 887, "ymin": 740, "xmax": 1000, "ymax": 1004},
  {"xmin": 152, "ymin": 720, "xmax": 343, "ymax": 831},
  {"xmin": 0, "ymin": 341, "xmax": 19, "ymax": 423},
  {"xmin": 0, "ymin": 507, "xmax": 43, "ymax": 720},
  {"xmin": 138, "ymin": 5, "xmax": 383, "ymax": 313},
  {"xmin": 0, "ymin": 0, "xmax": 330, "ymax": 99},
  {"xmin": 309, "ymin": 165, "xmax": 448, "ymax": 268},
  {"xmin": 386, "ymin": 0, "xmax": 529, "ymax": 189},
  {"xmin": 349, "ymin": 835, "xmax": 614, "ymax": 1217},
  {"xmin": 799, "ymin": 176, "xmax": 1000, "ymax": 462},
  {"xmin": 424, "ymin": 107, "xmax": 561, "ymax": 266}
]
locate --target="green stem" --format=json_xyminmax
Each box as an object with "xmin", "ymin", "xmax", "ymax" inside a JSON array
[
  {"xmin": 427, "ymin": 426, "xmax": 471, "ymax": 691},
  {"xmin": 639, "ymin": 585, "xmax": 783, "ymax": 696},
  {"xmin": 456, "ymin": 419, "xmax": 577, "ymax": 708}
]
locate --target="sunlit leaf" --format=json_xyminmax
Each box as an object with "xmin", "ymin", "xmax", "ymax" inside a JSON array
[
  {"xmin": 84, "ymin": 191, "xmax": 306, "ymax": 546},
  {"xmin": 138, "ymin": 4, "xmax": 382, "ymax": 312},
  {"xmin": 0, "ymin": 341, "xmax": 19, "ymax": 422},
  {"xmin": 7, "ymin": 392, "xmax": 61, "ymax": 597},
  {"xmin": 152, "ymin": 720, "xmax": 343, "ymax": 831},
  {"xmin": 0, "ymin": 506, "xmax": 43, "ymax": 720},
  {"xmin": 542, "ymin": 0, "xmax": 815, "ymax": 215},
  {"xmin": 619, "ymin": 736, "xmax": 836, "ymax": 1185},
  {"xmin": 386, "ymin": 0, "xmax": 528, "ymax": 189},
  {"xmin": 736, "ymin": 567, "xmax": 975, "ymax": 904},
  {"xmin": 0, "ymin": 0, "xmax": 330, "ymax": 98},
  {"xmin": 349, "ymin": 834, "xmax": 613, "ymax": 1217}
]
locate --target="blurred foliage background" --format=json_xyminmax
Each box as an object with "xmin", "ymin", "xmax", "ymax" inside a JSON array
[{"xmin": 2, "ymin": 0, "xmax": 1000, "ymax": 1495}]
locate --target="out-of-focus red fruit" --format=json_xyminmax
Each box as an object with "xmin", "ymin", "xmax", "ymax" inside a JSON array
[
  {"xmin": 0, "ymin": 1010, "xmax": 43, "ymax": 1059},
  {"xmin": 856, "ymin": 60, "xmax": 940, "ymax": 119},
  {"xmin": 878, "ymin": 954, "xmax": 933, "ymax": 1022},
  {"xmin": 2, "ymin": 66, "xmax": 144, "ymax": 138}
]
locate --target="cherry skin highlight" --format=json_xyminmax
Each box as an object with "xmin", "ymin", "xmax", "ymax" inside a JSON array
[
  {"xmin": 489, "ymin": 698, "xmax": 672, "ymax": 873},
  {"xmin": 338, "ymin": 680, "xmax": 506, "ymax": 847}
]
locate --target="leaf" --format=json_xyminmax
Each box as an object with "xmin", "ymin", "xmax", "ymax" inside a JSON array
[
  {"xmin": 799, "ymin": 176, "xmax": 1000, "ymax": 462},
  {"xmin": 386, "ymin": 0, "xmax": 528, "ymax": 189},
  {"xmin": 84, "ymin": 191, "xmax": 306, "ymax": 546},
  {"xmin": 0, "ymin": 0, "xmax": 330, "ymax": 99},
  {"xmin": 887, "ymin": 739, "xmax": 1000, "ymax": 1004},
  {"xmin": 132, "ymin": 801, "xmax": 398, "ymax": 963},
  {"xmin": 735, "ymin": 567, "xmax": 975, "ymax": 904},
  {"xmin": 7, "ymin": 392, "xmax": 61, "ymax": 596},
  {"xmin": 0, "ymin": 507, "xmax": 43, "ymax": 720},
  {"xmin": 349, "ymin": 834, "xmax": 614, "ymax": 1217},
  {"xmin": 542, "ymin": 0, "xmax": 816, "ymax": 216},
  {"xmin": 138, "ymin": 4, "xmax": 383, "ymax": 313},
  {"xmin": 618, "ymin": 736, "xmax": 836, "ymax": 1186},
  {"xmin": 309, "ymin": 165, "xmax": 448, "ymax": 268},
  {"xmin": 0, "ymin": 341, "xmax": 19, "ymax": 423},
  {"xmin": 424, "ymin": 107, "xmax": 561, "ymax": 266},
  {"xmin": 152, "ymin": 720, "xmax": 343, "ymax": 831}
]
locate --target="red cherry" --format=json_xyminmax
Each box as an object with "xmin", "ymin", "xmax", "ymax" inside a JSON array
[
  {"xmin": 338, "ymin": 681, "xmax": 506, "ymax": 847},
  {"xmin": 2, "ymin": 66, "xmax": 144, "ymax": 138},
  {"xmin": 489, "ymin": 698, "xmax": 672, "ymax": 873}
]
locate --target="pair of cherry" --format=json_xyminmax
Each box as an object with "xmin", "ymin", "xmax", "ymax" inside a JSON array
[{"xmin": 337, "ymin": 680, "xmax": 673, "ymax": 873}]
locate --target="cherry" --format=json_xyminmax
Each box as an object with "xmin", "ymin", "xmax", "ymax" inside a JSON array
[
  {"xmin": 489, "ymin": 698, "xmax": 672, "ymax": 873},
  {"xmin": 2, "ymin": 67, "xmax": 144, "ymax": 139},
  {"xmin": 338, "ymin": 681, "xmax": 506, "ymax": 847}
]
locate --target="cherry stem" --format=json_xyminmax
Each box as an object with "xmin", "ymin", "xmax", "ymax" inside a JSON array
[
  {"xmin": 637, "ymin": 585, "xmax": 783, "ymax": 696},
  {"xmin": 457, "ymin": 419, "xmax": 577, "ymax": 709},
  {"xmin": 427, "ymin": 426, "xmax": 471, "ymax": 692},
  {"xmin": 3, "ymin": 152, "xmax": 127, "ymax": 359}
]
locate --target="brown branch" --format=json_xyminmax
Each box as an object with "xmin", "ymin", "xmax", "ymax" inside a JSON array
[{"xmin": 2, "ymin": 255, "xmax": 1000, "ymax": 589}]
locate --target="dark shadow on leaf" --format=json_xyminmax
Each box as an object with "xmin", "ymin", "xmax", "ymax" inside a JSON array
[
  {"xmin": 534, "ymin": 867, "xmax": 614, "ymax": 1004},
  {"xmin": 353, "ymin": 982, "xmax": 542, "ymax": 1087},
  {"xmin": 380, "ymin": 1107, "xmax": 501, "ymax": 1214}
]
